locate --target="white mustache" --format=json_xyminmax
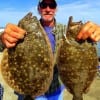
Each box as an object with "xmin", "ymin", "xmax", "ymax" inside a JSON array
[
  {"xmin": 44, "ymin": 14, "xmax": 53, "ymax": 15},
  {"xmin": 43, "ymin": 12, "xmax": 54, "ymax": 15}
]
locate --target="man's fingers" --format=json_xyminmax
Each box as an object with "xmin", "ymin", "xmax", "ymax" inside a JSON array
[
  {"xmin": 1, "ymin": 23, "xmax": 26, "ymax": 48},
  {"xmin": 82, "ymin": 26, "xmax": 96, "ymax": 40},
  {"xmin": 4, "ymin": 33, "xmax": 18, "ymax": 43},
  {"xmin": 6, "ymin": 23, "xmax": 26, "ymax": 35},
  {"xmin": 90, "ymin": 30, "xmax": 100, "ymax": 41},
  {"xmin": 4, "ymin": 23, "xmax": 26, "ymax": 39},
  {"xmin": 5, "ymin": 28, "xmax": 24, "ymax": 39},
  {"xmin": 77, "ymin": 21, "xmax": 97, "ymax": 40},
  {"xmin": 3, "ymin": 39, "xmax": 16, "ymax": 48}
]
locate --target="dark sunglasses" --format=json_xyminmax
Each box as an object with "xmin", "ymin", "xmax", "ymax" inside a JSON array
[{"xmin": 39, "ymin": 2, "xmax": 57, "ymax": 9}]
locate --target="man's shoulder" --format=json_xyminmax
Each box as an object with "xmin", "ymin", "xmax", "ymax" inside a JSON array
[
  {"xmin": 55, "ymin": 23, "xmax": 66, "ymax": 27},
  {"xmin": 53, "ymin": 23, "xmax": 66, "ymax": 35}
]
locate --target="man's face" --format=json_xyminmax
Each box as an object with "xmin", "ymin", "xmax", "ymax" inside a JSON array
[{"xmin": 38, "ymin": 0, "xmax": 57, "ymax": 22}]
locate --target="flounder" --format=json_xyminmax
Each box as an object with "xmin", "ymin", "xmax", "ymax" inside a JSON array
[
  {"xmin": 0, "ymin": 12, "xmax": 54, "ymax": 97},
  {"xmin": 57, "ymin": 16, "xmax": 99, "ymax": 100}
]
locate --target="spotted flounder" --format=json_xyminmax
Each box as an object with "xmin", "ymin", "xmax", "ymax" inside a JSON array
[
  {"xmin": 57, "ymin": 16, "xmax": 99, "ymax": 100},
  {"xmin": 1, "ymin": 12, "xmax": 54, "ymax": 97}
]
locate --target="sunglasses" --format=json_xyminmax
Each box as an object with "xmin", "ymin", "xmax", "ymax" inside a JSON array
[{"xmin": 39, "ymin": 2, "xmax": 57, "ymax": 9}]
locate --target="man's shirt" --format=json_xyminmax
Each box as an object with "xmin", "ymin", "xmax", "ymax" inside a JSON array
[
  {"xmin": 44, "ymin": 26, "xmax": 55, "ymax": 53},
  {"xmin": 0, "ymin": 84, "xmax": 3, "ymax": 100}
]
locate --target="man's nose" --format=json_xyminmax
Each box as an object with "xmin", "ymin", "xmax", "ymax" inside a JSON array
[{"xmin": 46, "ymin": 6, "xmax": 51, "ymax": 11}]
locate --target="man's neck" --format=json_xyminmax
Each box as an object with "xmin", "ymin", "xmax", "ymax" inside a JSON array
[{"xmin": 40, "ymin": 19, "xmax": 55, "ymax": 27}]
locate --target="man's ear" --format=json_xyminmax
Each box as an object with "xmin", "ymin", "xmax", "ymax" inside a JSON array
[{"xmin": 37, "ymin": 6, "xmax": 41, "ymax": 15}]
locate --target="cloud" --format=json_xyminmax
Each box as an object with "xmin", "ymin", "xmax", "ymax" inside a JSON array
[
  {"xmin": 56, "ymin": 1, "xmax": 100, "ymax": 24},
  {"xmin": 0, "ymin": 11, "xmax": 26, "ymax": 27},
  {"xmin": 0, "ymin": 6, "xmax": 39, "ymax": 27},
  {"xmin": 0, "ymin": 0, "xmax": 100, "ymax": 27}
]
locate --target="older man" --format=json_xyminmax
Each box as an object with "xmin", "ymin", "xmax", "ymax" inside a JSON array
[{"xmin": 0, "ymin": 0, "xmax": 100, "ymax": 100}]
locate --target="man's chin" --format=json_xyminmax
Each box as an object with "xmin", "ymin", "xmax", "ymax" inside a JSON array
[{"xmin": 42, "ymin": 17, "xmax": 53, "ymax": 22}]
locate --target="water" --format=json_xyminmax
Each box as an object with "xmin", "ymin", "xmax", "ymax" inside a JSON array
[{"xmin": 96, "ymin": 42, "xmax": 100, "ymax": 58}]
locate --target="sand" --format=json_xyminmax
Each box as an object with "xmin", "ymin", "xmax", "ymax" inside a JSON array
[{"xmin": 63, "ymin": 75, "xmax": 100, "ymax": 100}]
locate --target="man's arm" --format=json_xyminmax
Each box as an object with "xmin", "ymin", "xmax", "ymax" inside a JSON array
[{"xmin": 0, "ymin": 30, "xmax": 5, "ymax": 52}]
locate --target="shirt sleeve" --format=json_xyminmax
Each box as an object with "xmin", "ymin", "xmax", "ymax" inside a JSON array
[
  {"xmin": 0, "ymin": 84, "xmax": 4, "ymax": 100},
  {"xmin": 0, "ymin": 30, "xmax": 5, "ymax": 52}
]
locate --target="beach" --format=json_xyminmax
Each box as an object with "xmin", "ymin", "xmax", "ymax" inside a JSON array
[{"xmin": 63, "ymin": 75, "xmax": 100, "ymax": 100}]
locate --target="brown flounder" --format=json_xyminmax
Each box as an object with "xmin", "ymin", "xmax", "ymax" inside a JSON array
[
  {"xmin": 0, "ymin": 12, "xmax": 54, "ymax": 97},
  {"xmin": 57, "ymin": 16, "xmax": 99, "ymax": 100}
]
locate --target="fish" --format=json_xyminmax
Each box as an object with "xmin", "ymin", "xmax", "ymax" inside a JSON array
[
  {"xmin": 57, "ymin": 16, "xmax": 99, "ymax": 100},
  {"xmin": 0, "ymin": 12, "xmax": 54, "ymax": 98}
]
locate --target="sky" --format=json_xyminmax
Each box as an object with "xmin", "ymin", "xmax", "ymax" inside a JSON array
[
  {"xmin": 0, "ymin": 0, "xmax": 100, "ymax": 27},
  {"xmin": 0, "ymin": 0, "xmax": 100, "ymax": 55}
]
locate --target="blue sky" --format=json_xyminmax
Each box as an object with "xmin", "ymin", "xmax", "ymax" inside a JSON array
[{"xmin": 0, "ymin": 0, "xmax": 100, "ymax": 27}]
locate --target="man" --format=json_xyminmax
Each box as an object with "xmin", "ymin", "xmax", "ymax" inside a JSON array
[{"xmin": 0, "ymin": 0, "xmax": 100, "ymax": 100}]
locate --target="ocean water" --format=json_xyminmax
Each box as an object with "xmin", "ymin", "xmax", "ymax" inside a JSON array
[{"xmin": 96, "ymin": 42, "xmax": 100, "ymax": 57}]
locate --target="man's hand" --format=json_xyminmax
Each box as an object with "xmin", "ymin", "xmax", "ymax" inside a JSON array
[
  {"xmin": 1, "ymin": 23, "xmax": 26, "ymax": 48},
  {"xmin": 77, "ymin": 21, "xmax": 100, "ymax": 41}
]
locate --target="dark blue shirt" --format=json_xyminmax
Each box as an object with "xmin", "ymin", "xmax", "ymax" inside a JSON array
[
  {"xmin": 44, "ymin": 26, "xmax": 55, "ymax": 53},
  {"xmin": 0, "ymin": 84, "xmax": 3, "ymax": 100}
]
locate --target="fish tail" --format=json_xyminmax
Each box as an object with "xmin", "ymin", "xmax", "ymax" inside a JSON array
[{"xmin": 73, "ymin": 94, "xmax": 83, "ymax": 100}]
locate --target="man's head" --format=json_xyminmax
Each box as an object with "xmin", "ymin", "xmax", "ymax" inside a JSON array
[{"xmin": 38, "ymin": 0, "xmax": 57, "ymax": 23}]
